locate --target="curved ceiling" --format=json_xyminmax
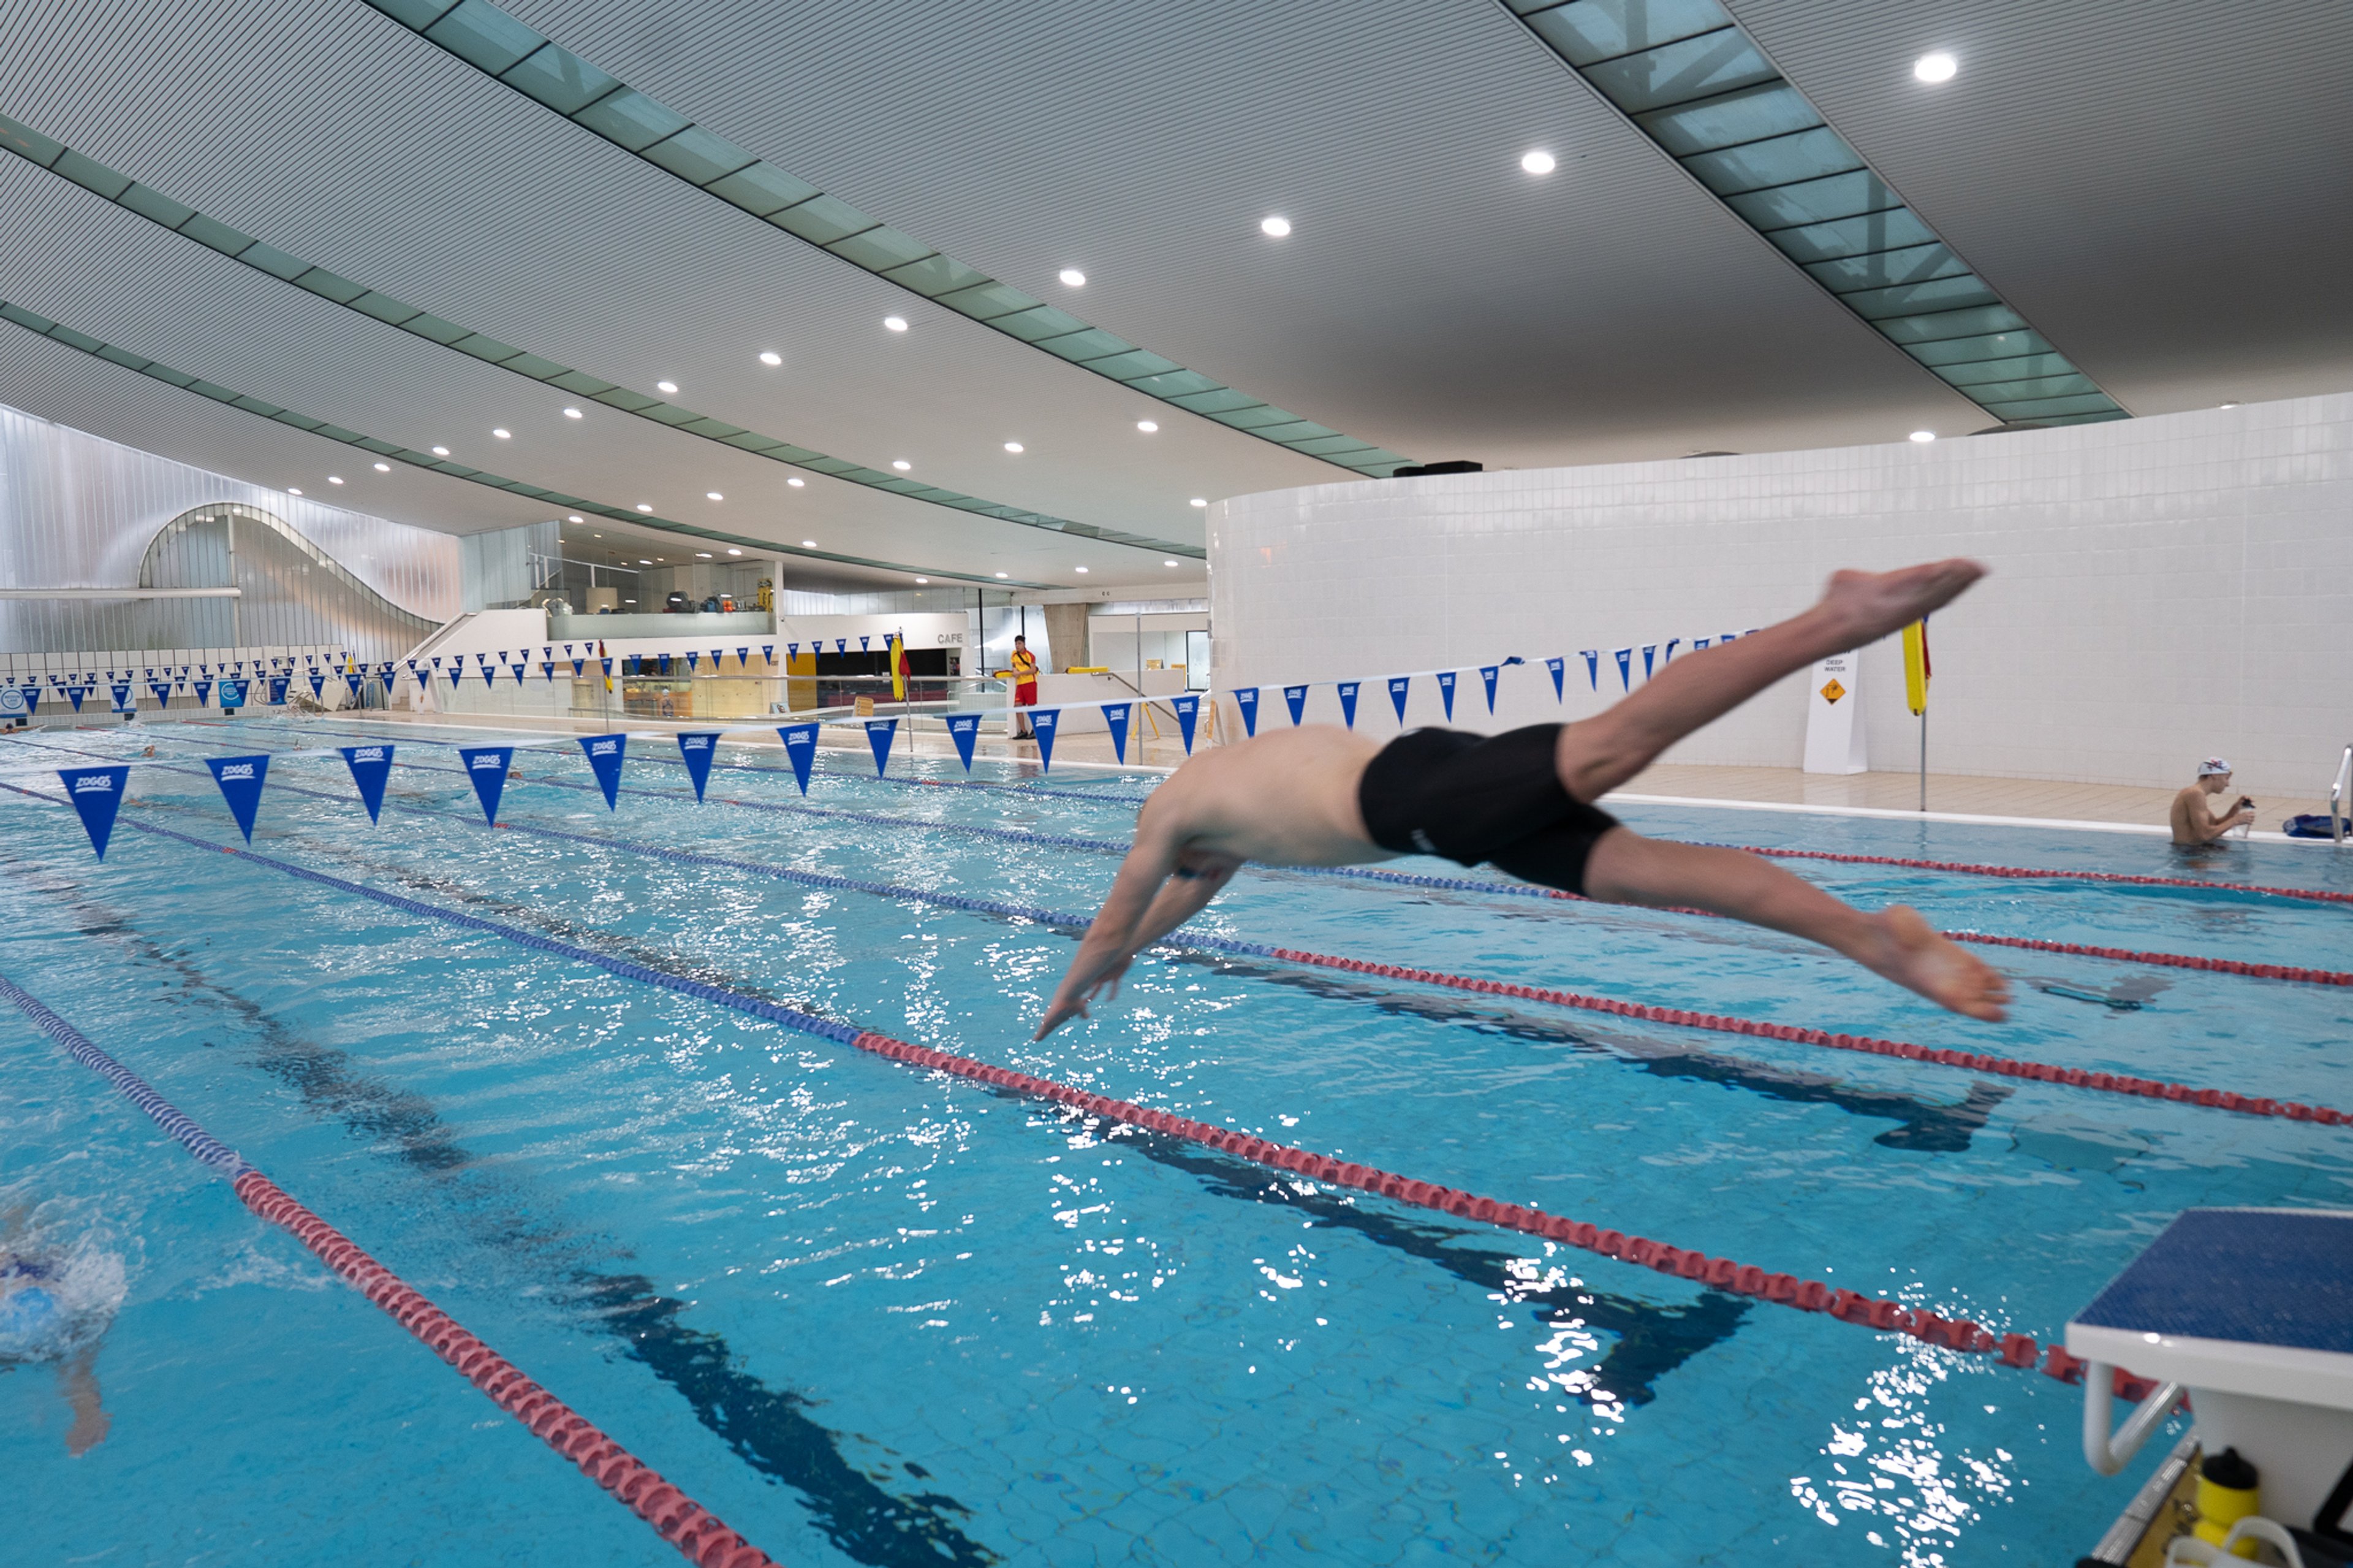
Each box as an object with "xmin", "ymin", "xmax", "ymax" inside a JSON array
[{"xmin": 0, "ymin": 0, "xmax": 2344, "ymax": 591}]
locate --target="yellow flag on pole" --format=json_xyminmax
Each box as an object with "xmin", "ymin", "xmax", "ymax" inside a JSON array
[
  {"xmin": 890, "ymin": 634, "xmax": 907, "ymax": 702},
  {"xmin": 1901, "ymin": 619, "xmax": 1931, "ymax": 716}
]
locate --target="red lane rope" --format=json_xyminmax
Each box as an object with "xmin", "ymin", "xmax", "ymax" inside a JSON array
[
  {"xmin": 1257, "ymin": 947, "xmax": 2352, "ymax": 1127},
  {"xmin": 838, "ymin": 1029, "xmax": 2137, "ymax": 1395},
  {"xmin": 1727, "ymin": 843, "xmax": 2353, "ymax": 907},
  {"xmin": 233, "ymin": 1172, "xmax": 781, "ymax": 1568},
  {"xmin": 1942, "ymin": 930, "xmax": 2353, "ymax": 985}
]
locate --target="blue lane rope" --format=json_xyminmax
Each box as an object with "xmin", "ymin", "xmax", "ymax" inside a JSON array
[{"xmin": 0, "ymin": 971, "xmax": 253, "ymax": 1176}]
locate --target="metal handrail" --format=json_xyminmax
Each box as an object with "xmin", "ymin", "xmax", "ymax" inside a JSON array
[{"xmin": 2331, "ymin": 744, "xmax": 2351, "ymax": 844}]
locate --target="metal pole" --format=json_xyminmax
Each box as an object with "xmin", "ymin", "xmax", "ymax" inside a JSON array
[{"xmin": 1918, "ymin": 710, "xmax": 1927, "ymax": 814}]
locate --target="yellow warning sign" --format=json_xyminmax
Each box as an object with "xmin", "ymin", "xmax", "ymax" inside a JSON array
[{"xmin": 1819, "ymin": 678, "xmax": 1846, "ymax": 705}]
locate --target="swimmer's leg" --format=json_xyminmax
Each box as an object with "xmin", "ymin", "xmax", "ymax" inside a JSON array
[
  {"xmin": 1552, "ymin": 559, "xmax": 1984, "ymax": 803},
  {"xmin": 1582, "ymin": 828, "xmax": 2010, "ymax": 1021},
  {"xmin": 60, "ymin": 1346, "xmax": 107, "ymax": 1456}
]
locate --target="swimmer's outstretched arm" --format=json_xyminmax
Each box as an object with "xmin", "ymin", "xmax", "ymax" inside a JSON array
[
  {"xmin": 1035, "ymin": 833, "xmax": 1238, "ymax": 1038},
  {"xmin": 61, "ymin": 1346, "xmax": 107, "ymax": 1457}
]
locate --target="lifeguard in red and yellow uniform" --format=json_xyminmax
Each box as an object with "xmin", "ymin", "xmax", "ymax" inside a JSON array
[{"xmin": 1009, "ymin": 634, "xmax": 1039, "ymax": 739}]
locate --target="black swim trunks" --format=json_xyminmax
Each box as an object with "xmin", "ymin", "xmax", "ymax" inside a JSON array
[{"xmin": 1357, "ymin": 724, "xmax": 1621, "ymax": 896}]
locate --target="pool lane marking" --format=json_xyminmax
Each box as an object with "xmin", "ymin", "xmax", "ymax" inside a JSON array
[
  {"xmin": 23, "ymin": 756, "xmax": 2328, "ymax": 1129},
  {"xmin": 6, "ymin": 800, "xmax": 2151, "ymax": 1395},
  {"xmin": 13, "ymin": 730, "xmax": 2352, "ymax": 991},
  {"xmin": 0, "ymin": 971, "xmax": 785, "ymax": 1568}
]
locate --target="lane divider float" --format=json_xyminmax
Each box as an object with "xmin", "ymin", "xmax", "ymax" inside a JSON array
[
  {"xmin": 0, "ymin": 972, "xmax": 781, "ymax": 1568},
  {"xmin": 19, "ymin": 809, "xmax": 2150, "ymax": 1397}
]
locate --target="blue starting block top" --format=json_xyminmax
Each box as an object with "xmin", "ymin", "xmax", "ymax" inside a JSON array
[{"xmin": 2073, "ymin": 1208, "xmax": 2353, "ymax": 1353}]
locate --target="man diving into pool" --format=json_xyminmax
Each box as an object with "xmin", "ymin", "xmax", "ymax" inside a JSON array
[{"xmin": 1036, "ymin": 559, "xmax": 2009, "ymax": 1039}]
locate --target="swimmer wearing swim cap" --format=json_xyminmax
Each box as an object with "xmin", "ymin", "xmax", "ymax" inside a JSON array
[
  {"xmin": 2172, "ymin": 759, "xmax": 2254, "ymax": 846},
  {"xmin": 0, "ymin": 1219, "xmax": 113, "ymax": 1456}
]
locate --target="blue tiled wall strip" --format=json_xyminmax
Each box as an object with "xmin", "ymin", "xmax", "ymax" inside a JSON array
[
  {"xmin": 362, "ymin": 0, "xmax": 1412, "ymax": 477},
  {"xmin": 0, "ymin": 110, "xmax": 1196, "ymax": 562},
  {"xmin": 1504, "ymin": 0, "xmax": 2127, "ymax": 428}
]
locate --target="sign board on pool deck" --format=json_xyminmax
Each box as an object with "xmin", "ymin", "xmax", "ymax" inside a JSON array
[{"xmin": 1803, "ymin": 651, "xmax": 1866, "ymax": 775}]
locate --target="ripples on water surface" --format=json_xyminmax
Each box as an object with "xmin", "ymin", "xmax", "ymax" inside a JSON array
[{"xmin": 3, "ymin": 718, "xmax": 2349, "ymax": 1565}]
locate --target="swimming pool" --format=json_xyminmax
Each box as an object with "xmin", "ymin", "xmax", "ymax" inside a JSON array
[{"xmin": 5, "ymin": 716, "xmax": 2349, "ymax": 1565}]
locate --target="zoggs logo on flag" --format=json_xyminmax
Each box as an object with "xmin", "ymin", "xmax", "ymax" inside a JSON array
[
  {"xmin": 350, "ymin": 747, "xmax": 385, "ymax": 762},
  {"xmin": 72, "ymin": 773, "xmax": 116, "ymax": 793},
  {"xmin": 217, "ymin": 763, "xmax": 256, "ymax": 781},
  {"xmin": 471, "ymin": 754, "xmax": 504, "ymax": 770},
  {"xmin": 588, "ymin": 739, "xmax": 618, "ymax": 756},
  {"xmin": 680, "ymin": 735, "xmax": 710, "ymax": 751}
]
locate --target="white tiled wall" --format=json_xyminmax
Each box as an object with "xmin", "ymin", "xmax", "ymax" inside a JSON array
[{"xmin": 1213, "ymin": 392, "xmax": 2353, "ymax": 798}]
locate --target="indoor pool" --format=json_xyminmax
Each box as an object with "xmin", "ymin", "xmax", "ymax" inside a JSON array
[{"xmin": 5, "ymin": 716, "xmax": 2351, "ymax": 1566}]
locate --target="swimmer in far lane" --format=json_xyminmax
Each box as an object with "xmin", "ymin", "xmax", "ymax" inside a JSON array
[{"xmin": 1036, "ymin": 559, "xmax": 2009, "ymax": 1039}]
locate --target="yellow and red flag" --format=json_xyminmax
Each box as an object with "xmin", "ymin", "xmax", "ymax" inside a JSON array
[{"xmin": 1900, "ymin": 618, "xmax": 1931, "ymax": 716}]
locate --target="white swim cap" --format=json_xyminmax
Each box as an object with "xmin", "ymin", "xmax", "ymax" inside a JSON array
[{"xmin": 2197, "ymin": 757, "xmax": 2232, "ymax": 776}]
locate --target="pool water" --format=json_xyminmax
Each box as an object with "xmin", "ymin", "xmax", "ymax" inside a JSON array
[{"xmin": 4, "ymin": 716, "xmax": 2350, "ymax": 1566}]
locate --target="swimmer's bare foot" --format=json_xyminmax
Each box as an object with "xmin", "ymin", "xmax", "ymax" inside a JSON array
[
  {"xmin": 1819, "ymin": 559, "xmax": 1985, "ymax": 645},
  {"xmin": 1862, "ymin": 906, "xmax": 2011, "ymax": 1021}
]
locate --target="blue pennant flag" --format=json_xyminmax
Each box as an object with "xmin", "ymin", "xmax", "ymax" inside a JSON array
[
  {"xmin": 344, "ymin": 672, "xmax": 363, "ymax": 697},
  {"xmin": 188, "ymin": 681, "xmax": 209, "ymax": 708},
  {"xmin": 457, "ymin": 746, "xmax": 513, "ymax": 824},
  {"xmin": 1662, "ymin": 638, "xmax": 1680, "ymax": 667},
  {"xmin": 339, "ymin": 743, "xmax": 392, "ymax": 824},
  {"xmin": 1102, "ymin": 702, "xmax": 1131, "ymax": 763},
  {"xmin": 481, "ymin": 663, "xmax": 498, "ymax": 686},
  {"xmin": 268, "ymin": 676, "xmax": 289, "ymax": 705},
  {"xmin": 834, "ymin": 638, "xmax": 847, "ymax": 654},
  {"xmin": 540, "ymin": 662, "xmax": 554, "ymax": 681},
  {"xmin": 946, "ymin": 712, "xmax": 981, "ymax": 771},
  {"xmin": 1693, "ymin": 637, "xmax": 1711, "ymax": 654},
  {"xmin": 570, "ymin": 658, "xmax": 585, "ymax": 677},
  {"xmin": 777, "ymin": 722, "xmax": 818, "ymax": 793},
  {"xmin": 1283, "ymin": 684, "xmax": 1309, "ymax": 726},
  {"xmin": 760, "ymin": 645, "xmax": 773, "ymax": 664},
  {"xmin": 656, "ymin": 654, "xmax": 670, "ymax": 676},
  {"xmin": 1170, "ymin": 693, "xmax": 1200, "ymax": 754},
  {"xmin": 866, "ymin": 717, "xmax": 898, "ymax": 776},
  {"xmin": 859, "ymin": 635, "xmax": 871, "ymax": 652},
  {"xmin": 685, "ymin": 651, "xmax": 700, "ymax": 673},
  {"xmin": 1642, "ymin": 645, "xmax": 1657, "ymax": 681},
  {"xmin": 1613, "ymin": 649, "xmax": 1632, "ymax": 691},
  {"xmin": 709, "ymin": 649, "xmax": 721, "ymax": 668},
  {"xmin": 1581, "ymin": 650, "xmax": 1599, "ymax": 690},
  {"xmin": 1335, "ymin": 682, "xmax": 1359, "ymax": 729},
  {"xmin": 1437, "ymin": 670, "xmax": 1457, "ymax": 721},
  {"xmin": 676, "ymin": 732, "xmax": 721, "ymax": 801},
  {"xmin": 736, "ymin": 647, "xmax": 749, "ymax": 667},
  {"xmin": 496, "ymin": 650, "xmax": 507, "ymax": 665},
  {"xmin": 149, "ymin": 681, "xmax": 173, "ymax": 705},
  {"xmin": 787, "ymin": 643, "xmax": 799, "ymax": 660},
  {"xmin": 219, "ymin": 678, "xmax": 248, "ymax": 708},
  {"xmin": 59, "ymin": 767, "xmax": 129, "ymax": 860},
  {"xmin": 66, "ymin": 685, "xmax": 86, "ymax": 713},
  {"xmin": 18, "ymin": 685, "xmax": 39, "ymax": 716},
  {"xmin": 205, "ymin": 754, "xmax": 270, "ymax": 843},
  {"xmin": 1387, "ymin": 676, "xmax": 1411, "ymax": 724},
  {"xmin": 1479, "ymin": 665, "xmax": 1500, "ymax": 713},
  {"xmin": 1722, "ymin": 631, "xmax": 1740, "ymax": 645},
  {"xmin": 1234, "ymin": 686, "xmax": 1260, "ymax": 737},
  {"xmin": 1031, "ymin": 707, "xmax": 1060, "ymax": 771},
  {"xmin": 1545, "ymin": 657, "xmax": 1565, "ymax": 702},
  {"xmin": 109, "ymin": 681, "xmax": 132, "ymax": 710},
  {"xmin": 578, "ymin": 734, "xmax": 626, "ymax": 810},
  {"xmin": 507, "ymin": 664, "xmax": 525, "ymax": 685}
]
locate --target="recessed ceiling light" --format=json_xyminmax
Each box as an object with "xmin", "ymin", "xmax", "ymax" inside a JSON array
[
  {"xmin": 1058, "ymin": 268, "xmax": 1086, "ymax": 287},
  {"xmin": 1189, "ymin": 497, "xmax": 1208, "ymax": 507},
  {"xmin": 635, "ymin": 503, "xmax": 653, "ymax": 512},
  {"xmin": 787, "ymin": 476, "xmax": 805, "ymax": 487},
  {"xmin": 1520, "ymin": 150, "xmax": 1556, "ymax": 175},
  {"xmin": 727, "ymin": 548, "xmax": 742, "ymax": 555},
  {"xmin": 914, "ymin": 576, "xmax": 928, "ymax": 584},
  {"xmin": 759, "ymin": 351, "xmax": 782, "ymax": 366},
  {"xmin": 1909, "ymin": 430, "xmax": 1937, "ymax": 443},
  {"xmin": 431, "ymin": 445, "xmax": 449, "ymax": 456},
  {"xmin": 884, "ymin": 316, "xmax": 909, "ymax": 332},
  {"xmin": 893, "ymin": 460, "xmax": 911, "ymax": 471},
  {"xmin": 1004, "ymin": 441, "xmax": 1025, "ymax": 453},
  {"xmin": 1074, "ymin": 566, "xmax": 1089, "ymax": 574},
  {"xmin": 1914, "ymin": 51, "xmax": 1957, "ymax": 83},
  {"xmin": 563, "ymin": 407, "xmax": 582, "ymax": 419},
  {"xmin": 656, "ymin": 380, "xmax": 678, "ymax": 394},
  {"xmin": 373, "ymin": 462, "xmax": 390, "ymax": 472},
  {"xmin": 327, "ymin": 475, "xmax": 344, "ymax": 484},
  {"xmin": 2219, "ymin": 400, "xmax": 2241, "ymax": 408},
  {"xmin": 287, "ymin": 487, "xmax": 303, "ymax": 495},
  {"xmin": 639, "ymin": 558, "xmax": 652, "ymax": 565},
  {"xmin": 1260, "ymin": 215, "xmax": 1291, "ymax": 238},
  {"xmin": 1164, "ymin": 559, "xmax": 1179, "ymax": 567},
  {"xmin": 492, "ymin": 428, "xmax": 510, "ymax": 439},
  {"xmin": 706, "ymin": 491, "xmax": 724, "ymax": 501},
  {"xmin": 1135, "ymin": 420, "xmax": 1158, "ymax": 433},
  {"xmin": 567, "ymin": 513, "xmax": 583, "ymax": 522},
  {"xmin": 696, "ymin": 551, "xmax": 713, "ymax": 559},
  {"xmin": 593, "ymin": 532, "xmax": 602, "ymax": 537},
  {"xmin": 802, "ymin": 539, "xmax": 817, "ymax": 547}
]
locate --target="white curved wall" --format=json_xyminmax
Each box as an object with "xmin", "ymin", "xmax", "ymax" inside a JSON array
[{"xmin": 1211, "ymin": 392, "xmax": 2353, "ymax": 797}]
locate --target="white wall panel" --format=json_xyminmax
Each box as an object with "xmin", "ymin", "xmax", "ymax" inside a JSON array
[{"xmin": 1213, "ymin": 393, "xmax": 2353, "ymax": 798}]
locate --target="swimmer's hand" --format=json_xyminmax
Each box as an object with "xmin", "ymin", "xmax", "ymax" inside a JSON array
[{"xmin": 1035, "ymin": 954, "xmax": 1131, "ymax": 1039}]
